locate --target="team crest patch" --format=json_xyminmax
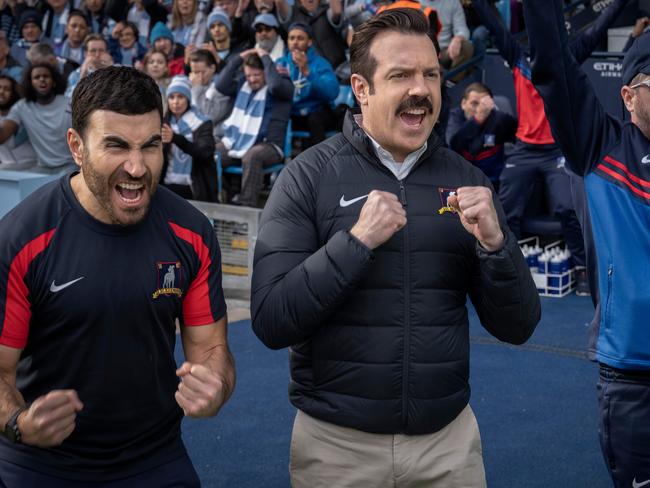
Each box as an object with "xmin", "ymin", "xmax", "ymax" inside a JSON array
[
  {"xmin": 437, "ymin": 187, "xmax": 459, "ymax": 215},
  {"xmin": 153, "ymin": 261, "xmax": 184, "ymax": 299}
]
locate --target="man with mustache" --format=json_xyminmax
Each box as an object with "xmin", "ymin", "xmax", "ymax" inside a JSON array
[
  {"xmin": 0, "ymin": 66, "xmax": 234, "ymax": 486},
  {"xmin": 252, "ymin": 9, "xmax": 540, "ymax": 487}
]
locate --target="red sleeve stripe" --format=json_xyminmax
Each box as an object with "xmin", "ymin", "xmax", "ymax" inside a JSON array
[
  {"xmin": 0, "ymin": 229, "xmax": 56, "ymax": 349},
  {"xmin": 168, "ymin": 222, "xmax": 215, "ymax": 326},
  {"xmin": 597, "ymin": 163, "xmax": 650, "ymax": 200},
  {"xmin": 604, "ymin": 155, "xmax": 650, "ymax": 188}
]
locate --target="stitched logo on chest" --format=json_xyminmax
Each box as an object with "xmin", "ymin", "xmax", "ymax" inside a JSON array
[{"xmin": 153, "ymin": 261, "xmax": 184, "ymax": 299}]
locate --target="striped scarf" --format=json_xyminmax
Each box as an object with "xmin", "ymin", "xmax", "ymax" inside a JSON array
[
  {"xmin": 221, "ymin": 82, "xmax": 268, "ymax": 158},
  {"xmin": 164, "ymin": 107, "xmax": 208, "ymax": 186}
]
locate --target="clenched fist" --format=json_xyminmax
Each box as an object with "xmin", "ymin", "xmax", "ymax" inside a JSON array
[
  {"xmin": 18, "ymin": 390, "xmax": 83, "ymax": 447},
  {"xmin": 350, "ymin": 190, "xmax": 406, "ymax": 250},
  {"xmin": 447, "ymin": 186, "xmax": 504, "ymax": 251},
  {"xmin": 175, "ymin": 362, "xmax": 229, "ymax": 418}
]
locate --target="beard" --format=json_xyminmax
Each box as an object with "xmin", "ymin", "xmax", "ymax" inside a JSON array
[
  {"xmin": 257, "ymin": 37, "xmax": 276, "ymax": 52},
  {"xmin": 81, "ymin": 147, "xmax": 159, "ymax": 226}
]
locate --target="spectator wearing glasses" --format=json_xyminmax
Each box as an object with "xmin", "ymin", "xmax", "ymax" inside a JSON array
[
  {"xmin": 65, "ymin": 34, "xmax": 113, "ymax": 98},
  {"xmin": 109, "ymin": 21, "xmax": 147, "ymax": 66},
  {"xmin": 253, "ymin": 13, "xmax": 285, "ymax": 62},
  {"xmin": 276, "ymin": 21, "xmax": 338, "ymax": 148}
]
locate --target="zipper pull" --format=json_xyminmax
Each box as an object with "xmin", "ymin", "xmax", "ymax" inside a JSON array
[{"xmin": 399, "ymin": 182, "xmax": 407, "ymax": 207}]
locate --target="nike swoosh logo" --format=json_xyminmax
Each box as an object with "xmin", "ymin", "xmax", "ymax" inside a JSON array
[
  {"xmin": 633, "ymin": 479, "xmax": 650, "ymax": 488},
  {"xmin": 50, "ymin": 277, "xmax": 85, "ymax": 293},
  {"xmin": 339, "ymin": 194, "xmax": 368, "ymax": 207},
  {"xmin": 642, "ymin": 154, "xmax": 650, "ymax": 164}
]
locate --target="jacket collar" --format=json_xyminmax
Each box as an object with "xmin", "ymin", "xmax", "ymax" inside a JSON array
[{"xmin": 342, "ymin": 109, "xmax": 442, "ymax": 172}]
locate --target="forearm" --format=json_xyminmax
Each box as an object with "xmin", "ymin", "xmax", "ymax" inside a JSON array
[{"xmin": 0, "ymin": 372, "xmax": 25, "ymax": 427}]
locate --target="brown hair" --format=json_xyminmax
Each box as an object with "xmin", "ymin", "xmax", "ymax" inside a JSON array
[
  {"xmin": 142, "ymin": 49, "xmax": 170, "ymax": 79},
  {"xmin": 170, "ymin": 0, "xmax": 198, "ymax": 29},
  {"xmin": 350, "ymin": 8, "xmax": 431, "ymax": 93},
  {"xmin": 462, "ymin": 82, "xmax": 492, "ymax": 100},
  {"xmin": 243, "ymin": 53, "xmax": 264, "ymax": 70}
]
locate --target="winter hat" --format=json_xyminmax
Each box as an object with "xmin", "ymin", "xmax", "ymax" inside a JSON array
[
  {"xmin": 252, "ymin": 13, "xmax": 279, "ymax": 29},
  {"xmin": 622, "ymin": 31, "xmax": 650, "ymax": 86},
  {"xmin": 19, "ymin": 10, "xmax": 42, "ymax": 32},
  {"xmin": 149, "ymin": 22, "xmax": 174, "ymax": 45},
  {"xmin": 167, "ymin": 75, "xmax": 192, "ymax": 101},
  {"xmin": 288, "ymin": 21, "xmax": 312, "ymax": 38},
  {"xmin": 207, "ymin": 8, "xmax": 232, "ymax": 32}
]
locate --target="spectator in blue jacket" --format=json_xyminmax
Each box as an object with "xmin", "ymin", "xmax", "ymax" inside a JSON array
[
  {"xmin": 447, "ymin": 82, "xmax": 517, "ymax": 191},
  {"xmin": 216, "ymin": 48, "xmax": 293, "ymax": 207},
  {"xmin": 276, "ymin": 21, "xmax": 338, "ymax": 148}
]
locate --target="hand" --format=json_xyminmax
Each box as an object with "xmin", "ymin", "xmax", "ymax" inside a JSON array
[
  {"xmin": 97, "ymin": 52, "xmax": 114, "ymax": 68},
  {"xmin": 291, "ymin": 50, "xmax": 309, "ymax": 75},
  {"xmin": 184, "ymin": 44, "xmax": 196, "ymax": 64},
  {"xmin": 175, "ymin": 362, "xmax": 229, "ymax": 418},
  {"xmin": 448, "ymin": 36, "xmax": 463, "ymax": 61},
  {"xmin": 447, "ymin": 186, "xmax": 504, "ymax": 252},
  {"xmin": 189, "ymin": 71, "xmax": 201, "ymax": 86},
  {"xmin": 202, "ymin": 42, "xmax": 219, "ymax": 61},
  {"xmin": 474, "ymin": 94, "xmax": 495, "ymax": 124},
  {"xmin": 111, "ymin": 21, "xmax": 125, "ymax": 39},
  {"xmin": 235, "ymin": 0, "xmax": 249, "ymax": 17},
  {"xmin": 632, "ymin": 16, "xmax": 650, "ymax": 38},
  {"xmin": 17, "ymin": 390, "xmax": 83, "ymax": 448},
  {"xmin": 162, "ymin": 124, "xmax": 174, "ymax": 144},
  {"xmin": 350, "ymin": 190, "xmax": 406, "ymax": 250}
]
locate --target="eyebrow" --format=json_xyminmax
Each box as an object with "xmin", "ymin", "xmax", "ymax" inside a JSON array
[
  {"xmin": 102, "ymin": 134, "xmax": 162, "ymax": 148},
  {"xmin": 386, "ymin": 66, "xmax": 440, "ymax": 75}
]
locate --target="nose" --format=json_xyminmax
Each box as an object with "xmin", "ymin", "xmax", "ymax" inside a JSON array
[
  {"xmin": 123, "ymin": 150, "xmax": 147, "ymax": 178},
  {"xmin": 407, "ymin": 73, "xmax": 428, "ymax": 98}
]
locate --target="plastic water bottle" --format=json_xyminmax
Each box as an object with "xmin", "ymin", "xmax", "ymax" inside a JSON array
[{"xmin": 549, "ymin": 255, "xmax": 562, "ymax": 294}]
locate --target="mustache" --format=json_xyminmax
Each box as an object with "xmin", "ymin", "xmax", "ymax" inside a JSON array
[
  {"xmin": 396, "ymin": 96, "xmax": 433, "ymax": 116},
  {"xmin": 110, "ymin": 168, "xmax": 152, "ymax": 187}
]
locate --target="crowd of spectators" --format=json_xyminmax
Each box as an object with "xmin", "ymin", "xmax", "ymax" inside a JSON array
[{"xmin": 0, "ymin": 0, "xmax": 646, "ymax": 212}]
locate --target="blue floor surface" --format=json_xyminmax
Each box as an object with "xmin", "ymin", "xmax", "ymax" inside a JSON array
[{"xmin": 178, "ymin": 294, "xmax": 610, "ymax": 487}]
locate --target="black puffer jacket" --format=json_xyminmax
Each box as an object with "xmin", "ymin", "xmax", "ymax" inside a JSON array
[{"xmin": 251, "ymin": 111, "xmax": 541, "ymax": 435}]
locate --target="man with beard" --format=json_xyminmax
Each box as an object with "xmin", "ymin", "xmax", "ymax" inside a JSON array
[
  {"xmin": 251, "ymin": 9, "xmax": 540, "ymax": 487},
  {"xmin": 0, "ymin": 62, "xmax": 75, "ymax": 174},
  {"xmin": 522, "ymin": 0, "xmax": 650, "ymax": 485},
  {"xmin": 253, "ymin": 13, "xmax": 285, "ymax": 61},
  {"xmin": 0, "ymin": 66, "xmax": 234, "ymax": 486},
  {"xmin": 0, "ymin": 75, "xmax": 37, "ymax": 168}
]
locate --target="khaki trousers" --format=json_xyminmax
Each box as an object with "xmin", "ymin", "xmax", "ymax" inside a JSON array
[{"xmin": 290, "ymin": 405, "xmax": 486, "ymax": 488}]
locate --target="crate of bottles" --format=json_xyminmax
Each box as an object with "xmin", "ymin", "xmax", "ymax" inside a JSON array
[{"xmin": 519, "ymin": 236, "xmax": 575, "ymax": 297}]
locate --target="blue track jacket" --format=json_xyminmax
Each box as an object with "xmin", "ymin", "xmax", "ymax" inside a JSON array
[{"xmin": 524, "ymin": 0, "xmax": 650, "ymax": 370}]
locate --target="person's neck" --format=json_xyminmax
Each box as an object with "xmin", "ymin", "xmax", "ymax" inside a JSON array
[
  {"xmin": 357, "ymin": 115, "xmax": 407, "ymax": 163},
  {"xmin": 0, "ymin": 57, "xmax": 6, "ymax": 70},
  {"xmin": 0, "ymin": 108, "xmax": 9, "ymax": 117},
  {"xmin": 36, "ymin": 92, "xmax": 56, "ymax": 105},
  {"xmin": 68, "ymin": 39, "xmax": 82, "ymax": 48},
  {"xmin": 52, "ymin": 5, "xmax": 66, "ymax": 14},
  {"xmin": 215, "ymin": 38, "xmax": 230, "ymax": 51},
  {"xmin": 181, "ymin": 13, "xmax": 194, "ymax": 24}
]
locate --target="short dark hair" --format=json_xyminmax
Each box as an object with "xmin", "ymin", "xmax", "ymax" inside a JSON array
[
  {"xmin": 190, "ymin": 49, "xmax": 217, "ymax": 67},
  {"xmin": 67, "ymin": 9, "xmax": 89, "ymax": 26},
  {"xmin": 83, "ymin": 33, "xmax": 108, "ymax": 51},
  {"xmin": 72, "ymin": 66, "xmax": 163, "ymax": 139},
  {"xmin": 0, "ymin": 75, "xmax": 20, "ymax": 109},
  {"xmin": 350, "ymin": 8, "xmax": 431, "ymax": 92},
  {"xmin": 243, "ymin": 53, "xmax": 264, "ymax": 70},
  {"xmin": 121, "ymin": 21, "xmax": 140, "ymax": 40},
  {"xmin": 19, "ymin": 62, "xmax": 67, "ymax": 102},
  {"xmin": 463, "ymin": 82, "xmax": 492, "ymax": 99}
]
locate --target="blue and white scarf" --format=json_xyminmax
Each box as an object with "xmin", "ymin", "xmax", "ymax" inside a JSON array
[
  {"xmin": 221, "ymin": 83, "xmax": 268, "ymax": 158},
  {"xmin": 164, "ymin": 107, "xmax": 208, "ymax": 186}
]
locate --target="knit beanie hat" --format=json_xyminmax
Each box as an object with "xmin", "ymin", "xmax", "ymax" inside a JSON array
[
  {"xmin": 167, "ymin": 75, "xmax": 192, "ymax": 102},
  {"xmin": 207, "ymin": 8, "xmax": 232, "ymax": 32},
  {"xmin": 19, "ymin": 10, "xmax": 42, "ymax": 33},
  {"xmin": 150, "ymin": 22, "xmax": 174, "ymax": 45}
]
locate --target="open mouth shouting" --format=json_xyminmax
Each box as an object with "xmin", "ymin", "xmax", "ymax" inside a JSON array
[
  {"xmin": 397, "ymin": 96, "xmax": 433, "ymax": 130},
  {"xmin": 115, "ymin": 181, "xmax": 147, "ymax": 208}
]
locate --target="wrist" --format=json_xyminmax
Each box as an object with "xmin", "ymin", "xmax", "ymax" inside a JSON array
[
  {"xmin": 349, "ymin": 226, "xmax": 373, "ymax": 250},
  {"xmin": 479, "ymin": 231, "xmax": 505, "ymax": 253}
]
